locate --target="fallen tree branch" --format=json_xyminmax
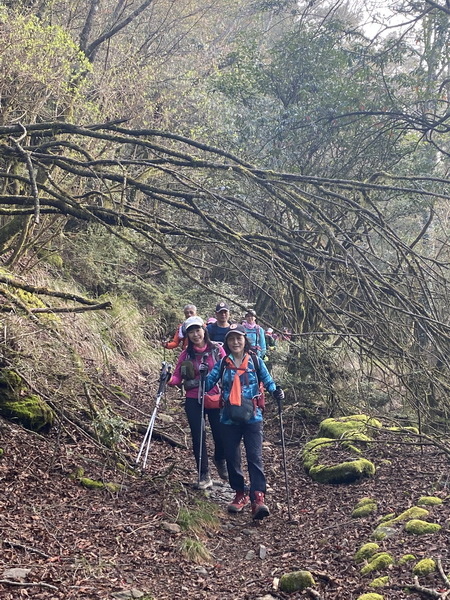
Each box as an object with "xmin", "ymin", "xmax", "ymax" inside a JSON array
[
  {"xmin": 0, "ymin": 580, "xmax": 58, "ymax": 591},
  {"xmin": 3, "ymin": 539, "xmax": 50, "ymax": 558}
]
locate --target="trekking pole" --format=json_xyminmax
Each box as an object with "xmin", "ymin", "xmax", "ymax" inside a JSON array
[
  {"xmin": 197, "ymin": 354, "xmax": 208, "ymax": 487},
  {"xmin": 136, "ymin": 361, "xmax": 172, "ymax": 470},
  {"xmin": 276, "ymin": 390, "xmax": 293, "ymax": 521}
]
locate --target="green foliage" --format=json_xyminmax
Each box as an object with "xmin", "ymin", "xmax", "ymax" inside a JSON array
[
  {"xmin": 0, "ymin": 7, "xmax": 91, "ymax": 121},
  {"xmin": 92, "ymin": 408, "xmax": 131, "ymax": 448},
  {"xmin": 179, "ymin": 537, "xmax": 212, "ymax": 563},
  {"xmin": 176, "ymin": 500, "xmax": 219, "ymax": 535}
]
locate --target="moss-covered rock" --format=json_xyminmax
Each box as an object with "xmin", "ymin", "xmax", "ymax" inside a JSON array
[
  {"xmin": 354, "ymin": 543, "xmax": 380, "ymax": 563},
  {"xmin": 0, "ymin": 368, "xmax": 54, "ymax": 432},
  {"xmin": 318, "ymin": 415, "xmax": 382, "ymax": 439},
  {"xmin": 279, "ymin": 570, "xmax": 315, "ymax": 593},
  {"xmin": 387, "ymin": 426, "xmax": 419, "ymax": 435},
  {"xmin": 309, "ymin": 458, "xmax": 376, "ymax": 484},
  {"xmin": 378, "ymin": 506, "xmax": 429, "ymax": 529},
  {"xmin": 417, "ymin": 496, "xmax": 443, "ymax": 506},
  {"xmin": 360, "ymin": 552, "xmax": 394, "ymax": 575},
  {"xmin": 0, "ymin": 394, "xmax": 54, "ymax": 432},
  {"xmin": 79, "ymin": 477, "xmax": 105, "ymax": 489},
  {"xmin": 399, "ymin": 554, "xmax": 416, "ymax": 565},
  {"xmin": 413, "ymin": 558, "xmax": 436, "ymax": 576},
  {"xmin": 379, "ymin": 513, "xmax": 396, "ymax": 523},
  {"xmin": 0, "ymin": 369, "xmax": 24, "ymax": 400},
  {"xmin": 357, "ymin": 594, "xmax": 384, "ymax": 600},
  {"xmin": 352, "ymin": 498, "xmax": 378, "ymax": 518},
  {"xmin": 369, "ymin": 576, "xmax": 389, "ymax": 588},
  {"xmin": 302, "ymin": 437, "xmax": 334, "ymax": 471},
  {"xmin": 0, "ymin": 448, "xmax": 3, "ymax": 458},
  {"xmin": 405, "ymin": 520, "xmax": 441, "ymax": 535}
]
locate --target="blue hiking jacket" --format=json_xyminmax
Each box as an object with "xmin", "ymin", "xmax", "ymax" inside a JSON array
[{"xmin": 205, "ymin": 353, "xmax": 276, "ymax": 424}]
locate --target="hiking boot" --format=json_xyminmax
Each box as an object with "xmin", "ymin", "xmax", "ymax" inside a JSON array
[
  {"xmin": 251, "ymin": 491, "xmax": 270, "ymax": 520},
  {"xmin": 196, "ymin": 474, "xmax": 213, "ymax": 490},
  {"xmin": 213, "ymin": 458, "xmax": 228, "ymax": 481},
  {"xmin": 228, "ymin": 491, "xmax": 250, "ymax": 513}
]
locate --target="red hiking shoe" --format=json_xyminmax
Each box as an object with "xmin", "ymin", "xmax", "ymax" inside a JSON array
[
  {"xmin": 251, "ymin": 491, "xmax": 270, "ymax": 520},
  {"xmin": 228, "ymin": 491, "xmax": 250, "ymax": 513}
]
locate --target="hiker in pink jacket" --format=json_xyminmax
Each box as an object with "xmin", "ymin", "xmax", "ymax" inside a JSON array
[{"xmin": 169, "ymin": 316, "xmax": 226, "ymax": 489}]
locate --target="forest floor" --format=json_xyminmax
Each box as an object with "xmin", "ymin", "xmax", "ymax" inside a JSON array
[{"xmin": 1, "ymin": 379, "xmax": 450, "ymax": 600}]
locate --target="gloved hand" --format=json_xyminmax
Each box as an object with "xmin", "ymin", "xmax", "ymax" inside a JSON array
[
  {"xmin": 272, "ymin": 386, "xmax": 284, "ymax": 406},
  {"xmin": 184, "ymin": 378, "xmax": 199, "ymax": 390},
  {"xmin": 198, "ymin": 363, "xmax": 209, "ymax": 374}
]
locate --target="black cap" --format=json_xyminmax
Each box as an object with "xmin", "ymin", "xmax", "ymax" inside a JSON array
[
  {"xmin": 215, "ymin": 301, "xmax": 230, "ymax": 313},
  {"xmin": 224, "ymin": 323, "xmax": 247, "ymax": 339}
]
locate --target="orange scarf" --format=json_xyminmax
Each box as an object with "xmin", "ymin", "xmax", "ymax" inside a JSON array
[{"xmin": 226, "ymin": 354, "xmax": 250, "ymax": 406}]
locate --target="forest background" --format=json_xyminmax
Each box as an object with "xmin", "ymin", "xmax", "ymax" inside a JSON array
[{"xmin": 1, "ymin": 0, "xmax": 450, "ymax": 426}]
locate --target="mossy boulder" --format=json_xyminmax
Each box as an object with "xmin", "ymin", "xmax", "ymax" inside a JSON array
[
  {"xmin": 79, "ymin": 477, "xmax": 105, "ymax": 490},
  {"xmin": 309, "ymin": 458, "xmax": 376, "ymax": 484},
  {"xmin": 405, "ymin": 520, "xmax": 441, "ymax": 535},
  {"xmin": 352, "ymin": 498, "xmax": 378, "ymax": 518},
  {"xmin": 413, "ymin": 558, "xmax": 436, "ymax": 576},
  {"xmin": 376, "ymin": 506, "xmax": 429, "ymax": 529},
  {"xmin": 279, "ymin": 570, "xmax": 315, "ymax": 593},
  {"xmin": 399, "ymin": 554, "xmax": 416, "ymax": 565},
  {"xmin": 302, "ymin": 437, "xmax": 334, "ymax": 471},
  {"xmin": 0, "ymin": 394, "xmax": 54, "ymax": 432},
  {"xmin": 0, "ymin": 368, "xmax": 54, "ymax": 432},
  {"xmin": 354, "ymin": 543, "xmax": 380, "ymax": 563},
  {"xmin": 360, "ymin": 552, "xmax": 394, "ymax": 575},
  {"xmin": 318, "ymin": 415, "xmax": 382, "ymax": 439},
  {"xmin": 369, "ymin": 576, "xmax": 389, "ymax": 588},
  {"xmin": 357, "ymin": 594, "xmax": 384, "ymax": 600},
  {"xmin": 417, "ymin": 496, "xmax": 443, "ymax": 506}
]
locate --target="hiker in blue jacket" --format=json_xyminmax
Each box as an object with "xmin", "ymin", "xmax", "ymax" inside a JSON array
[
  {"xmin": 241, "ymin": 309, "xmax": 266, "ymax": 358},
  {"xmin": 200, "ymin": 323, "xmax": 284, "ymax": 520}
]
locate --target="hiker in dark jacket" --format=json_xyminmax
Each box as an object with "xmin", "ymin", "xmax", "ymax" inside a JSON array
[
  {"xmin": 200, "ymin": 323, "xmax": 284, "ymax": 520},
  {"xmin": 169, "ymin": 316, "xmax": 227, "ymax": 488},
  {"xmin": 206, "ymin": 301, "xmax": 231, "ymax": 343}
]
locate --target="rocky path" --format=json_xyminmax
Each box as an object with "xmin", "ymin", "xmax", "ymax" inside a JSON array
[{"xmin": 1, "ymin": 392, "xmax": 450, "ymax": 600}]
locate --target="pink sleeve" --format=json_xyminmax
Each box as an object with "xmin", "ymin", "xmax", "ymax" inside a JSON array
[{"xmin": 168, "ymin": 349, "xmax": 188, "ymax": 386}]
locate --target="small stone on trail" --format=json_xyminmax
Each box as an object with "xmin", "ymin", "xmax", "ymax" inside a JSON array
[
  {"xmin": 2, "ymin": 567, "xmax": 31, "ymax": 581},
  {"xmin": 160, "ymin": 521, "xmax": 181, "ymax": 533},
  {"xmin": 259, "ymin": 544, "xmax": 267, "ymax": 559},
  {"xmin": 112, "ymin": 590, "xmax": 145, "ymax": 599},
  {"xmin": 245, "ymin": 550, "xmax": 256, "ymax": 560}
]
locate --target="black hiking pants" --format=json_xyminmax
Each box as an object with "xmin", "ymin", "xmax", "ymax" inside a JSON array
[
  {"xmin": 184, "ymin": 397, "xmax": 225, "ymax": 478},
  {"xmin": 221, "ymin": 420, "xmax": 266, "ymax": 502}
]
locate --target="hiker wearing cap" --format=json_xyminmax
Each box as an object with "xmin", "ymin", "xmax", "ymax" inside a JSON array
[
  {"xmin": 168, "ymin": 316, "xmax": 227, "ymax": 489},
  {"xmin": 241, "ymin": 309, "xmax": 266, "ymax": 358},
  {"xmin": 200, "ymin": 323, "xmax": 284, "ymax": 520},
  {"xmin": 163, "ymin": 304, "xmax": 197, "ymax": 350},
  {"xmin": 207, "ymin": 302, "xmax": 231, "ymax": 343}
]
